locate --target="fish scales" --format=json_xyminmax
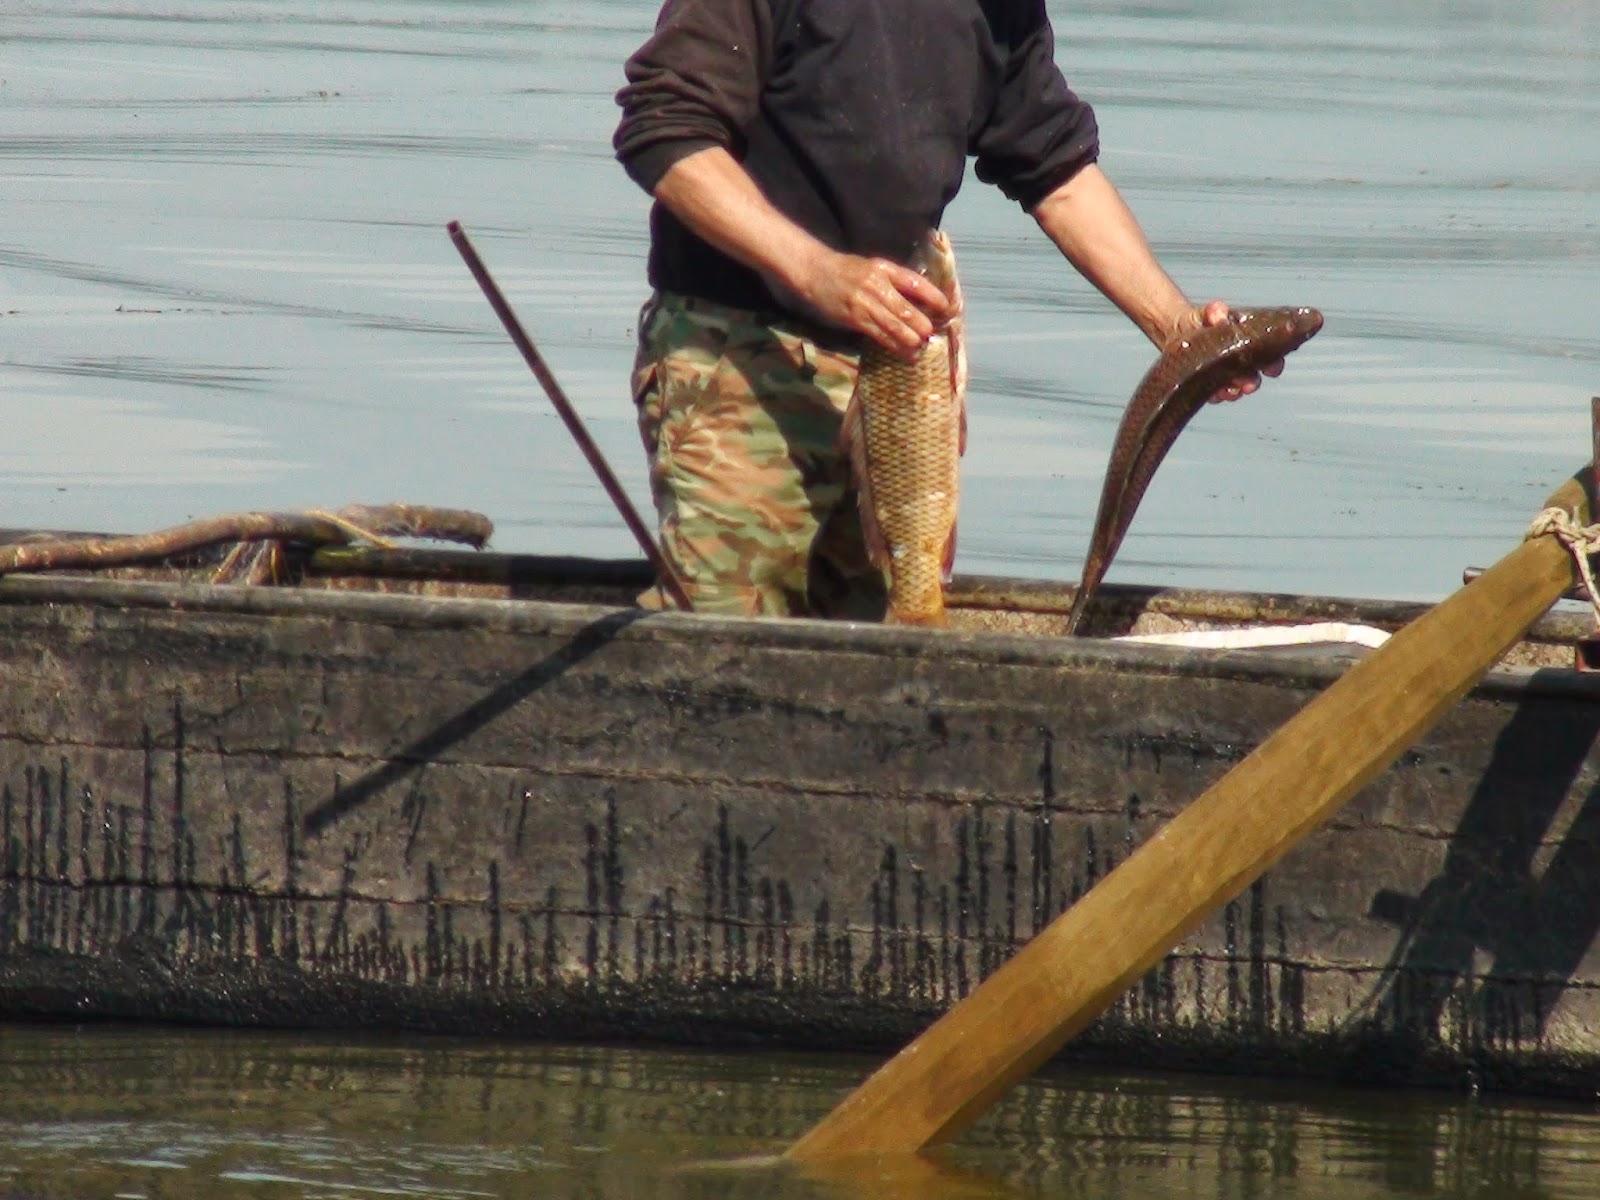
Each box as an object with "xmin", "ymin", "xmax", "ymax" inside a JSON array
[
  {"xmin": 842, "ymin": 230, "xmax": 966, "ymax": 627},
  {"xmin": 852, "ymin": 339, "xmax": 962, "ymax": 623},
  {"xmin": 1066, "ymin": 306, "xmax": 1323, "ymax": 637}
]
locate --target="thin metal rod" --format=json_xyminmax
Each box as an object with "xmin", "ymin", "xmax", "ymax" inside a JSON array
[{"xmin": 447, "ymin": 220, "xmax": 692, "ymax": 611}]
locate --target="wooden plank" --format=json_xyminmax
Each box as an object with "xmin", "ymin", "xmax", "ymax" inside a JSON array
[{"xmin": 787, "ymin": 468, "xmax": 1591, "ymax": 1159}]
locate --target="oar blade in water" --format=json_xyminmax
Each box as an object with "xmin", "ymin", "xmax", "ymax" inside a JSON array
[{"xmin": 787, "ymin": 465, "xmax": 1590, "ymax": 1160}]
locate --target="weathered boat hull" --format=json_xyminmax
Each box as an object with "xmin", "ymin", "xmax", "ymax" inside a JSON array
[{"xmin": 3, "ymin": 551, "xmax": 1599, "ymax": 1097}]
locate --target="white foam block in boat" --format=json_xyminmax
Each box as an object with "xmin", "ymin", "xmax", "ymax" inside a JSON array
[{"xmin": 1114, "ymin": 622, "xmax": 1392, "ymax": 651}]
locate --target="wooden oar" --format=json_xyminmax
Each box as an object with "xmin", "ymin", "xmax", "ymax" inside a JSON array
[{"xmin": 787, "ymin": 466, "xmax": 1593, "ymax": 1161}]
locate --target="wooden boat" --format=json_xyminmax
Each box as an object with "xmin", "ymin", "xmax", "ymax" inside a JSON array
[{"xmin": 3, "ymin": 529, "xmax": 1599, "ymax": 1098}]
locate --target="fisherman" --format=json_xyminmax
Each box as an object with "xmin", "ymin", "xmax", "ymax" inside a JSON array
[{"xmin": 614, "ymin": 0, "xmax": 1283, "ymax": 619}]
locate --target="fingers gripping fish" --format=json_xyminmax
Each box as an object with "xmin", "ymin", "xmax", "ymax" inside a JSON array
[{"xmin": 841, "ymin": 230, "xmax": 967, "ymax": 627}]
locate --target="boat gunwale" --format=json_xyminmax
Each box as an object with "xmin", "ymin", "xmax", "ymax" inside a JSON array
[{"xmin": 2, "ymin": 567, "xmax": 1598, "ymax": 706}]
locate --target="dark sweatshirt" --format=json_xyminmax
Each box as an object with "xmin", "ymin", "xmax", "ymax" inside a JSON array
[{"xmin": 614, "ymin": 0, "xmax": 1099, "ymax": 317}]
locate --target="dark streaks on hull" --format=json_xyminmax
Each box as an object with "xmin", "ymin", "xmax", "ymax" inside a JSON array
[
  {"xmin": 1, "ymin": 583, "xmax": 1598, "ymax": 1097},
  {"xmin": 0, "ymin": 711, "xmax": 1585, "ymax": 1097}
]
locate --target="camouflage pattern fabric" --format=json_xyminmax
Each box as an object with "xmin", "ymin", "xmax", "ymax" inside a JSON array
[{"xmin": 631, "ymin": 291, "xmax": 889, "ymax": 620}]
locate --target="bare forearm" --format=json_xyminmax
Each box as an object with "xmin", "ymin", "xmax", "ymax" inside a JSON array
[
  {"xmin": 1031, "ymin": 164, "xmax": 1193, "ymax": 349},
  {"xmin": 652, "ymin": 145, "xmax": 949, "ymax": 355},
  {"xmin": 653, "ymin": 146, "xmax": 831, "ymax": 298},
  {"xmin": 1033, "ymin": 164, "xmax": 1285, "ymax": 401}
]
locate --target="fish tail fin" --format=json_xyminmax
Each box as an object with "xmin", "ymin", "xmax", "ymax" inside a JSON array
[
  {"xmin": 840, "ymin": 384, "xmax": 892, "ymax": 571},
  {"xmin": 1064, "ymin": 591, "xmax": 1089, "ymax": 637},
  {"xmin": 1064, "ymin": 560, "xmax": 1105, "ymax": 637}
]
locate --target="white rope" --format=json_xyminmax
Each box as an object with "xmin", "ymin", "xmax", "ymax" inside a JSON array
[{"xmin": 1526, "ymin": 506, "xmax": 1600, "ymax": 623}]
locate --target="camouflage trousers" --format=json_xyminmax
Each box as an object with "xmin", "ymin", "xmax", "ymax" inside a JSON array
[{"xmin": 631, "ymin": 291, "xmax": 888, "ymax": 619}]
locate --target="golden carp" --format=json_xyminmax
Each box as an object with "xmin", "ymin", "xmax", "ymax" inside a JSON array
[{"xmin": 841, "ymin": 230, "xmax": 967, "ymax": 627}]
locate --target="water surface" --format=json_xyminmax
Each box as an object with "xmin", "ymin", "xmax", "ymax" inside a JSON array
[
  {"xmin": 5, "ymin": 1024, "xmax": 1600, "ymax": 1199},
  {"xmin": 4, "ymin": 1, "xmax": 1597, "ymax": 598}
]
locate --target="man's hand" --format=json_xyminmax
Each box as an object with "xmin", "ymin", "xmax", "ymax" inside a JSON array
[
  {"xmin": 1169, "ymin": 299, "xmax": 1286, "ymax": 404},
  {"xmin": 1031, "ymin": 168, "xmax": 1285, "ymax": 402},
  {"xmin": 789, "ymin": 248, "xmax": 951, "ymax": 359}
]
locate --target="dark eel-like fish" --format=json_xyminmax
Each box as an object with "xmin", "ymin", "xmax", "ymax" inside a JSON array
[{"xmin": 1065, "ymin": 306, "xmax": 1324, "ymax": 636}]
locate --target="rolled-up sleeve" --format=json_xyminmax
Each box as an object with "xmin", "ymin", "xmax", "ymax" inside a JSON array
[
  {"xmin": 971, "ymin": 0, "xmax": 1100, "ymax": 211},
  {"xmin": 613, "ymin": 0, "xmax": 772, "ymax": 194}
]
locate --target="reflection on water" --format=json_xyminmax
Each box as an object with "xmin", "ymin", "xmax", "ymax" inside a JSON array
[
  {"xmin": 3, "ymin": 1025, "xmax": 1600, "ymax": 1199},
  {"xmin": 1, "ymin": 0, "xmax": 1597, "ymax": 597}
]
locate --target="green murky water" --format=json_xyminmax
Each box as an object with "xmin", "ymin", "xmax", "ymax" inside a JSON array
[{"xmin": 4, "ymin": 1024, "xmax": 1600, "ymax": 1199}]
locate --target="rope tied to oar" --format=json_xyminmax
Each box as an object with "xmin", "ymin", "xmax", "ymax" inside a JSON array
[{"xmin": 1526, "ymin": 505, "xmax": 1600, "ymax": 623}]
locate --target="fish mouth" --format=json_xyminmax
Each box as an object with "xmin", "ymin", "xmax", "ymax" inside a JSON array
[
  {"xmin": 1286, "ymin": 308, "xmax": 1325, "ymax": 353},
  {"xmin": 1294, "ymin": 307, "xmax": 1325, "ymax": 336}
]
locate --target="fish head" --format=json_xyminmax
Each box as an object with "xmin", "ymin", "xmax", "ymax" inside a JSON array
[
  {"xmin": 1229, "ymin": 305, "xmax": 1324, "ymax": 357},
  {"xmin": 909, "ymin": 229, "xmax": 964, "ymax": 327}
]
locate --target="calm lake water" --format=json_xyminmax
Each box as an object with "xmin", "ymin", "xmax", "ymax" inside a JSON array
[
  {"xmin": 3, "ymin": 3, "xmax": 1600, "ymax": 1196},
  {"xmin": 4, "ymin": 0, "xmax": 1598, "ymax": 600},
  {"xmin": 5, "ymin": 1023, "xmax": 1600, "ymax": 1200}
]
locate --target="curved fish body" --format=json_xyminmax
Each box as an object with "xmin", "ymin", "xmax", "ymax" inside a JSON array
[
  {"xmin": 842, "ymin": 231, "xmax": 967, "ymax": 627},
  {"xmin": 1065, "ymin": 306, "xmax": 1323, "ymax": 637}
]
